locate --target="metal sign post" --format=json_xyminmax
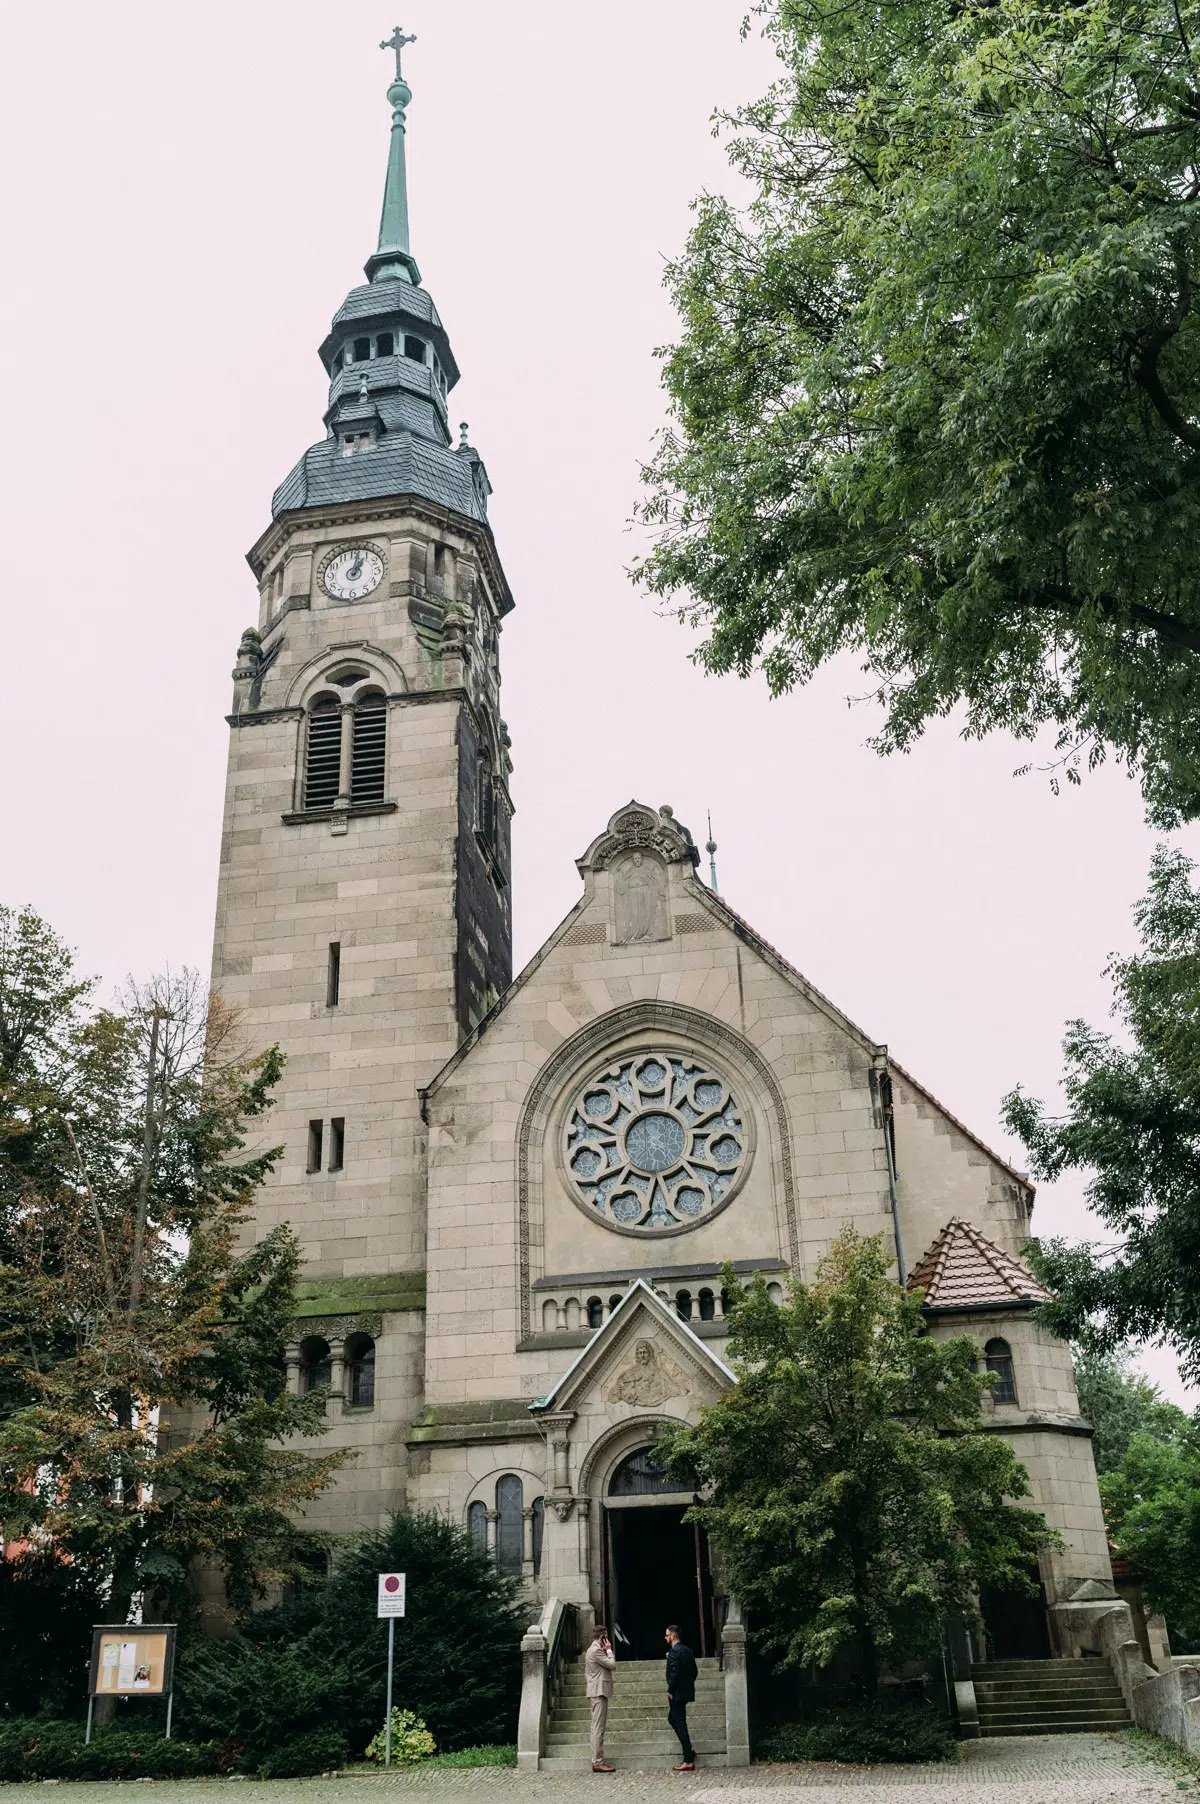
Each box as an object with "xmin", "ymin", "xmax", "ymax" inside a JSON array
[{"xmin": 376, "ymin": 1573, "xmax": 406, "ymax": 1767}]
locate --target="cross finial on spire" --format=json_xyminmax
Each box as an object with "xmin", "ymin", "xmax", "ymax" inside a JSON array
[{"xmin": 381, "ymin": 25, "xmax": 416, "ymax": 82}]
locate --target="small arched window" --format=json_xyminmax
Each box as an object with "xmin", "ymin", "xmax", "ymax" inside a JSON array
[
  {"xmin": 531, "ymin": 1495, "xmax": 545, "ymax": 1576},
  {"xmin": 467, "ymin": 1500, "xmax": 487, "ymax": 1551},
  {"xmin": 698, "ymin": 1288, "xmax": 716, "ymax": 1322},
  {"xmin": 299, "ymin": 1336, "xmax": 331, "ymax": 1395},
  {"xmin": 346, "ymin": 1334, "xmax": 375, "ymax": 1408},
  {"xmin": 675, "ymin": 1289, "xmax": 693, "ymax": 1322},
  {"xmin": 984, "ymin": 1338, "xmax": 1018, "ymax": 1405},
  {"xmin": 586, "ymin": 1296, "xmax": 604, "ymax": 1329},
  {"xmin": 304, "ymin": 696, "xmax": 342, "ymax": 809},
  {"xmin": 495, "ymin": 1474, "xmax": 523, "ymax": 1574},
  {"xmin": 350, "ymin": 690, "xmax": 387, "ymax": 802}
]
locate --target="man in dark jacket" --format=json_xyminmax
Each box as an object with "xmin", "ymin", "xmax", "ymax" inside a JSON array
[{"xmin": 664, "ymin": 1624, "xmax": 697, "ymax": 1770}]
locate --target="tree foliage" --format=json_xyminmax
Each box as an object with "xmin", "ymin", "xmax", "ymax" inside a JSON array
[
  {"xmin": 638, "ymin": 0, "xmax": 1200, "ymax": 823},
  {"xmin": 660, "ymin": 1231, "xmax": 1056, "ymax": 1692},
  {"xmin": 176, "ymin": 1513, "xmax": 525, "ymax": 1757},
  {"xmin": 0, "ymin": 909, "xmax": 348, "ymax": 1619},
  {"xmin": 1102, "ymin": 1426, "xmax": 1200, "ymax": 1646},
  {"xmin": 1072, "ymin": 1345, "xmax": 1189, "ymax": 1473},
  {"xmin": 1005, "ymin": 848, "xmax": 1200, "ymax": 1381}
]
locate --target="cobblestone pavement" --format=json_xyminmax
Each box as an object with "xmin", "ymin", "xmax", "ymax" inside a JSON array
[{"xmin": 2, "ymin": 1735, "xmax": 1194, "ymax": 1804}]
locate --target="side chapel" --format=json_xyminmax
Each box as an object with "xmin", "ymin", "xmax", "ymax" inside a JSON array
[{"xmin": 209, "ymin": 31, "xmax": 1119, "ymax": 1741}]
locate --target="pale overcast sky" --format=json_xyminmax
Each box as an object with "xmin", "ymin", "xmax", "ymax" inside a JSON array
[{"xmin": 1, "ymin": 3, "xmax": 1194, "ymax": 1400}]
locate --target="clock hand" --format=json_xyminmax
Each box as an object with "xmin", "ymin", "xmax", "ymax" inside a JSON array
[{"xmin": 345, "ymin": 551, "xmax": 365, "ymax": 582}]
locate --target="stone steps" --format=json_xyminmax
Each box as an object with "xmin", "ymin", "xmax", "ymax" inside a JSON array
[
  {"xmin": 546, "ymin": 1657, "xmax": 726, "ymax": 1768},
  {"xmin": 971, "ymin": 1659, "xmax": 1131, "ymax": 1738}
]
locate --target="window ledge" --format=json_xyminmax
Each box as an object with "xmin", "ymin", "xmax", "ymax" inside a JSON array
[
  {"xmin": 282, "ymin": 802, "xmax": 398, "ymax": 825},
  {"xmin": 342, "ymin": 1404, "xmax": 375, "ymax": 1415}
]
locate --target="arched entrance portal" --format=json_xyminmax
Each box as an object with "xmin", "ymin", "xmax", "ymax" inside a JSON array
[{"xmin": 602, "ymin": 1446, "xmax": 715, "ymax": 1661}]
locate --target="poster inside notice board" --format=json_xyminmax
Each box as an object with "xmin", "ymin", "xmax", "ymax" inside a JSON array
[{"xmin": 88, "ymin": 1625, "xmax": 177, "ymax": 1697}]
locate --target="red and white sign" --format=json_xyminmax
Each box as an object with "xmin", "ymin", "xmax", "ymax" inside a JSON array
[{"xmin": 377, "ymin": 1571, "xmax": 406, "ymax": 1618}]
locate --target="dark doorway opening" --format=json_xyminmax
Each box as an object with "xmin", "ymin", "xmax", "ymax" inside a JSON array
[
  {"xmin": 980, "ymin": 1564, "xmax": 1051, "ymax": 1661},
  {"xmin": 605, "ymin": 1505, "xmax": 714, "ymax": 1661}
]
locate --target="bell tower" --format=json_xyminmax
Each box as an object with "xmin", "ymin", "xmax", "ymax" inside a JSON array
[{"xmin": 210, "ymin": 32, "xmax": 513, "ymax": 1292}]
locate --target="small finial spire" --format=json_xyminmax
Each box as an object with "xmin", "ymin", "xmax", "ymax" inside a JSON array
[
  {"xmin": 459, "ymin": 421, "xmax": 470, "ymax": 449},
  {"xmin": 358, "ymin": 371, "xmax": 369, "ymax": 402},
  {"xmin": 365, "ymin": 27, "xmax": 421, "ymax": 286},
  {"xmin": 706, "ymin": 812, "xmax": 720, "ymax": 894}
]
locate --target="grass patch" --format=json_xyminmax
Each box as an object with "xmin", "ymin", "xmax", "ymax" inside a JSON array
[
  {"xmin": 424, "ymin": 1744, "xmax": 517, "ymax": 1768},
  {"xmin": 1123, "ymin": 1728, "xmax": 1200, "ymax": 1792}
]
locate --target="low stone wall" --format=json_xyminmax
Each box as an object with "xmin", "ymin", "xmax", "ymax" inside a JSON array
[{"xmin": 1091, "ymin": 1602, "xmax": 1200, "ymax": 1756}]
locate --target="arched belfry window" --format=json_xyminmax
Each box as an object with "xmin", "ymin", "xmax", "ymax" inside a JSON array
[
  {"xmin": 467, "ymin": 1500, "xmax": 487, "ymax": 1551},
  {"xmin": 301, "ymin": 674, "xmax": 389, "ymax": 810},
  {"xmin": 984, "ymin": 1338, "xmax": 1018, "ymax": 1405},
  {"xmin": 350, "ymin": 690, "xmax": 387, "ymax": 802},
  {"xmin": 304, "ymin": 696, "xmax": 342, "ymax": 809}
]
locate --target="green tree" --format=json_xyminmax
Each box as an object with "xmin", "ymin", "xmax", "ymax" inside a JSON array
[
  {"xmin": 638, "ymin": 0, "xmax": 1200, "ymax": 824},
  {"xmin": 1005, "ymin": 848, "xmax": 1200, "ymax": 1382},
  {"xmin": 1102, "ymin": 1429, "xmax": 1200, "ymax": 1648},
  {"xmin": 177, "ymin": 1512, "xmax": 525, "ymax": 1758},
  {"xmin": 0, "ymin": 919, "xmax": 349, "ymax": 1621},
  {"xmin": 660, "ymin": 1231, "xmax": 1056, "ymax": 1693},
  {"xmin": 1072, "ymin": 1346, "xmax": 1189, "ymax": 1474}
]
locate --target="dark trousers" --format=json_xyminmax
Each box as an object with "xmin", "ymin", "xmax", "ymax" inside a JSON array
[{"xmin": 668, "ymin": 1698, "xmax": 694, "ymax": 1762}]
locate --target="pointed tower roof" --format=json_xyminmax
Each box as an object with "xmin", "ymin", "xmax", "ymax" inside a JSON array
[
  {"xmin": 908, "ymin": 1218, "xmax": 1051, "ymax": 1313},
  {"xmin": 366, "ymin": 27, "xmax": 421, "ymax": 286},
  {"xmin": 267, "ymin": 32, "xmax": 497, "ymax": 531}
]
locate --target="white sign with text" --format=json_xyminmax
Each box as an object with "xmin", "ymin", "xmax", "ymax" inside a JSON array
[{"xmin": 377, "ymin": 1571, "xmax": 406, "ymax": 1618}]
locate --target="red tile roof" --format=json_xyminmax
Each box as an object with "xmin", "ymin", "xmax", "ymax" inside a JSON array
[{"xmin": 908, "ymin": 1217, "xmax": 1051, "ymax": 1311}]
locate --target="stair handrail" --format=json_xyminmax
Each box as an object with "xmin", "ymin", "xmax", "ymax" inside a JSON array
[{"xmin": 516, "ymin": 1597, "xmax": 577, "ymax": 1770}]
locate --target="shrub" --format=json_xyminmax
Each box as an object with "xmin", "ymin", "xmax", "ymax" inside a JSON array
[
  {"xmin": 176, "ymin": 1511, "xmax": 524, "ymax": 1758},
  {"xmin": 426, "ymin": 1744, "xmax": 517, "ymax": 1768},
  {"xmin": 0, "ymin": 1558, "xmax": 103, "ymax": 1719},
  {"xmin": 0, "ymin": 1720, "xmax": 226, "ymax": 1782},
  {"xmin": 256, "ymin": 1728, "xmax": 349, "ymax": 1778},
  {"xmin": 364, "ymin": 1708, "xmax": 436, "ymax": 1765},
  {"xmin": 756, "ymin": 1700, "xmax": 956, "ymax": 1765}
]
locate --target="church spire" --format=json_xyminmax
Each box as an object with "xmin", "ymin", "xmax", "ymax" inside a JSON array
[{"xmin": 366, "ymin": 27, "xmax": 421, "ymax": 287}]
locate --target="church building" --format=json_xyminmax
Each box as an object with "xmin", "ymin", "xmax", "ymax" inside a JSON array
[{"xmin": 209, "ymin": 34, "xmax": 1120, "ymax": 1759}]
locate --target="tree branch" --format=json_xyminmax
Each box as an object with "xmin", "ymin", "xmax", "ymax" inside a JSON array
[{"xmin": 1135, "ymin": 241, "xmax": 1200, "ymax": 451}]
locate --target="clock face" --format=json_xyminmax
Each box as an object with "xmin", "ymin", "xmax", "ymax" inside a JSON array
[{"xmin": 323, "ymin": 546, "xmax": 384, "ymax": 601}]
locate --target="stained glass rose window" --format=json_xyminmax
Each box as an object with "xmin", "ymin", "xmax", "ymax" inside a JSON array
[{"xmin": 563, "ymin": 1051, "xmax": 748, "ymax": 1233}]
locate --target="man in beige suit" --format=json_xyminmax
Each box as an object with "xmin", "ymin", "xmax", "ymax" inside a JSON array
[{"xmin": 584, "ymin": 1624, "xmax": 617, "ymax": 1772}]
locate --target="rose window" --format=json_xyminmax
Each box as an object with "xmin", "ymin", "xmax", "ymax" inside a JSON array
[{"xmin": 563, "ymin": 1051, "xmax": 747, "ymax": 1233}]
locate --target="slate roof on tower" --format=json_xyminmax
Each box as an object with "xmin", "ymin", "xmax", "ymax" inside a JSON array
[{"xmin": 908, "ymin": 1217, "xmax": 1051, "ymax": 1312}]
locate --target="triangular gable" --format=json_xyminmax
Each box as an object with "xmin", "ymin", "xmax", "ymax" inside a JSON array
[
  {"xmin": 908, "ymin": 1217, "xmax": 1051, "ymax": 1312},
  {"xmin": 529, "ymin": 1279, "xmax": 735, "ymax": 1415},
  {"xmin": 420, "ymin": 800, "xmax": 1034, "ymax": 1200}
]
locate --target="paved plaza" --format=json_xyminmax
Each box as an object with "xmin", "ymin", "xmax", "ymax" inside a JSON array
[{"xmin": 2, "ymin": 1735, "xmax": 1196, "ymax": 1804}]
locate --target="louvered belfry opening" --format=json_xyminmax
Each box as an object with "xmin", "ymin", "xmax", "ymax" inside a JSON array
[
  {"xmin": 305, "ymin": 697, "xmax": 342, "ymax": 808},
  {"xmin": 351, "ymin": 691, "xmax": 387, "ymax": 802}
]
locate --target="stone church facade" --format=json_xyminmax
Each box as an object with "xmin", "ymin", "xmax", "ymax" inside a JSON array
[{"xmin": 209, "ymin": 40, "xmax": 1116, "ymax": 1701}]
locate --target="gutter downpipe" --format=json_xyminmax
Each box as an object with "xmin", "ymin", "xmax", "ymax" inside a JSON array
[{"xmin": 876, "ymin": 1054, "xmax": 906, "ymax": 1285}]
